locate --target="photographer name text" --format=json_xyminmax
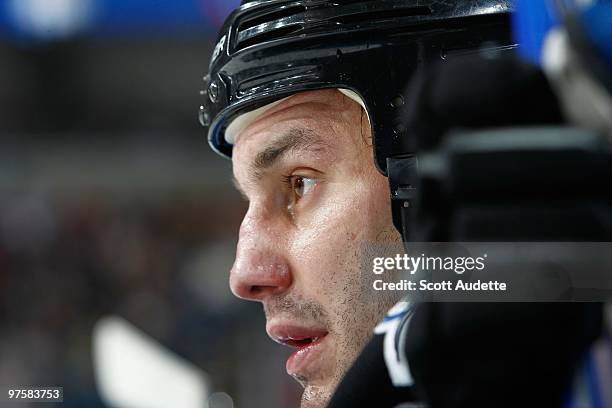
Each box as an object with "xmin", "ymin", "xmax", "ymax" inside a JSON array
[{"xmin": 372, "ymin": 254, "xmax": 507, "ymax": 292}]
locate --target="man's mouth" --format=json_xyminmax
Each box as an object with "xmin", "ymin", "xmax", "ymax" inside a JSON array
[
  {"xmin": 267, "ymin": 324, "xmax": 329, "ymax": 380},
  {"xmin": 280, "ymin": 336, "xmax": 325, "ymax": 349}
]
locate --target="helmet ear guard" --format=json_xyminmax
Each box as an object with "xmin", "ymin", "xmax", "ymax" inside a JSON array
[{"xmin": 200, "ymin": 0, "xmax": 516, "ymax": 175}]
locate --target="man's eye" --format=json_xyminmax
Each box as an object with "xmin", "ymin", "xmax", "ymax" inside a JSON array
[{"xmin": 290, "ymin": 176, "xmax": 316, "ymax": 199}]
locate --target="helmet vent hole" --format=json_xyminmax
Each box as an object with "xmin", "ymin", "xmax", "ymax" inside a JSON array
[
  {"xmin": 235, "ymin": 5, "xmax": 307, "ymax": 51},
  {"xmin": 239, "ymin": 5, "xmax": 307, "ymax": 31},
  {"xmin": 236, "ymin": 25, "xmax": 304, "ymax": 51},
  {"xmin": 330, "ymin": 6, "xmax": 431, "ymax": 25},
  {"xmin": 236, "ymin": 24, "xmax": 302, "ymax": 51}
]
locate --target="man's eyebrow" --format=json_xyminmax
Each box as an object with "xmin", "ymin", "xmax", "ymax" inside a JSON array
[
  {"xmin": 231, "ymin": 127, "xmax": 329, "ymax": 199},
  {"xmin": 251, "ymin": 127, "xmax": 327, "ymax": 176}
]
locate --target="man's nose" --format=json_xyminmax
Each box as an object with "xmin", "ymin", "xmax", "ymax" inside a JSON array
[{"xmin": 229, "ymin": 211, "xmax": 292, "ymax": 301}]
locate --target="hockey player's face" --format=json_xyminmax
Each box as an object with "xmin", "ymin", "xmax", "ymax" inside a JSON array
[{"xmin": 230, "ymin": 89, "xmax": 401, "ymax": 407}]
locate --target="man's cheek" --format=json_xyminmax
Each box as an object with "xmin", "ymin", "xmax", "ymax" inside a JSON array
[{"xmin": 290, "ymin": 224, "xmax": 360, "ymax": 290}]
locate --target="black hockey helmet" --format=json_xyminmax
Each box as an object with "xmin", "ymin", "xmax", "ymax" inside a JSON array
[{"xmin": 200, "ymin": 0, "xmax": 515, "ymax": 174}]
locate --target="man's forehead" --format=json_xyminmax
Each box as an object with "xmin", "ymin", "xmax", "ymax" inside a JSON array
[
  {"xmin": 233, "ymin": 122, "xmax": 333, "ymax": 174},
  {"xmin": 232, "ymin": 89, "xmax": 361, "ymax": 161},
  {"xmin": 234, "ymin": 89, "xmax": 349, "ymax": 143}
]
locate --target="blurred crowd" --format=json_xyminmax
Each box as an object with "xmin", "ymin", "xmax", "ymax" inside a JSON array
[{"xmin": 0, "ymin": 149, "xmax": 300, "ymax": 406}]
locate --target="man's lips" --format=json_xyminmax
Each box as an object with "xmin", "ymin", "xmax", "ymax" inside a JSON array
[
  {"xmin": 267, "ymin": 324, "xmax": 329, "ymax": 379},
  {"xmin": 268, "ymin": 324, "xmax": 328, "ymax": 348}
]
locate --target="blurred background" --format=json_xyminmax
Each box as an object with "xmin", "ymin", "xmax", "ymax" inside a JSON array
[{"xmin": 0, "ymin": 0, "xmax": 300, "ymax": 406}]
